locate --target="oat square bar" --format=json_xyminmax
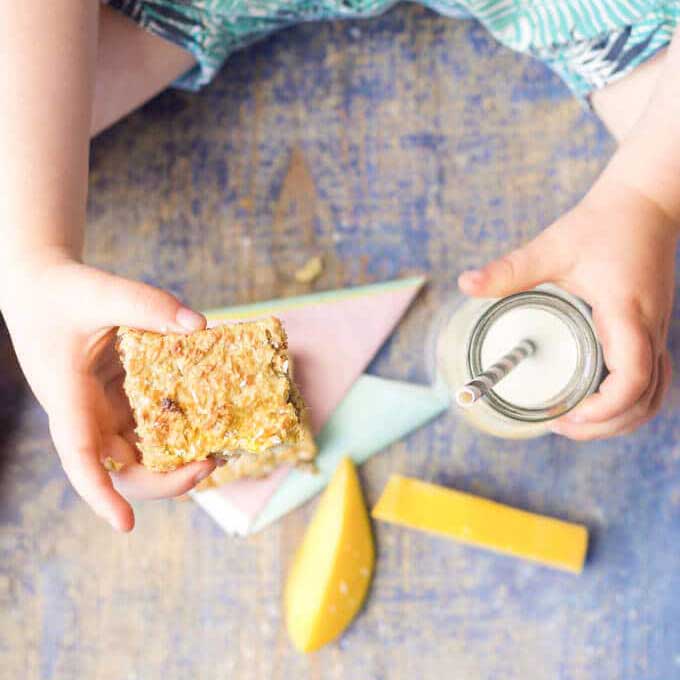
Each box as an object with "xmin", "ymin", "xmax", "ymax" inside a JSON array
[{"xmin": 116, "ymin": 317, "xmax": 316, "ymax": 475}]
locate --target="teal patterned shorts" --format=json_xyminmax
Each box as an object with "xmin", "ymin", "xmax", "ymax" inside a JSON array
[{"xmin": 108, "ymin": 0, "xmax": 679, "ymax": 98}]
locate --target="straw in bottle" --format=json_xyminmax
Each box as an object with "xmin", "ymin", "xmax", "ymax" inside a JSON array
[{"xmin": 455, "ymin": 339, "xmax": 536, "ymax": 408}]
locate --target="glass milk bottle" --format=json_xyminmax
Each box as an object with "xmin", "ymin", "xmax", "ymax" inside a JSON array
[{"xmin": 428, "ymin": 284, "xmax": 604, "ymax": 439}]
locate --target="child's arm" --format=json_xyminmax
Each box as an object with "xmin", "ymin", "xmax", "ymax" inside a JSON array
[
  {"xmin": 0, "ymin": 2, "xmax": 94, "ymax": 262},
  {"xmin": 0, "ymin": 2, "xmax": 214, "ymax": 531},
  {"xmin": 459, "ymin": 30, "xmax": 680, "ymax": 440}
]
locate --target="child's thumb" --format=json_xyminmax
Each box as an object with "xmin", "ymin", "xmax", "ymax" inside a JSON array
[
  {"xmin": 458, "ymin": 238, "xmax": 560, "ymax": 298},
  {"xmin": 85, "ymin": 270, "xmax": 205, "ymax": 334}
]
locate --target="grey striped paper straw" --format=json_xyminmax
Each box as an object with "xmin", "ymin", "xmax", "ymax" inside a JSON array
[{"xmin": 455, "ymin": 339, "xmax": 537, "ymax": 408}]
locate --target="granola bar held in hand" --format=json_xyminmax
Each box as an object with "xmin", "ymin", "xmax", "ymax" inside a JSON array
[{"xmin": 116, "ymin": 318, "xmax": 316, "ymax": 477}]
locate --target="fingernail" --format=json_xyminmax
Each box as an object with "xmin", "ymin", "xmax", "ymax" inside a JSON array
[
  {"xmin": 215, "ymin": 458, "xmax": 227, "ymax": 467},
  {"xmin": 459, "ymin": 270, "xmax": 485, "ymax": 286},
  {"xmin": 108, "ymin": 515, "xmax": 126, "ymax": 533},
  {"xmin": 176, "ymin": 307, "xmax": 205, "ymax": 332},
  {"xmin": 194, "ymin": 466, "xmax": 214, "ymax": 484}
]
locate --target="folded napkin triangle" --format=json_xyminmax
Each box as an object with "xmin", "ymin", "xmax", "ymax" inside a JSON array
[
  {"xmin": 251, "ymin": 374, "xmax": 449, "ymax": 533},
  {"xmin": 205, "ymin": 276, "xmax": 426, "ymax": 432},
  {"xmin": 193, "ymin": 375, "xmax": 449, "ymax": 534},
  {"xmin": 193, "ymin": 277, "xmax": 447, "ymax": 534}
]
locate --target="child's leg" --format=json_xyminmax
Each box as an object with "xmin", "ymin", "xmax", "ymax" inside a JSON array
[
  {"xmin": 591, "ymin": 49, "xmax": 667, "ymax": 143},
  {"xmin": 92, "ymin": 5, "xmax": 195, "ymax": 136}
]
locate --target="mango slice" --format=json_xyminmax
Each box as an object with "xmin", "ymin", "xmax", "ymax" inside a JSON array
[
  {"xmin": 373, "ymin": 475, "xmax": 588, "ymax": 574},
  {"xmin": 285, "ymin": 458, "xmax": 375, "ymax": 652}
]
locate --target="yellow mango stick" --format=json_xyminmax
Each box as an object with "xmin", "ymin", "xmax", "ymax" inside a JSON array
[{"xmin": 372, "ymin": 475, "xmax": 587, "ymax": 574}]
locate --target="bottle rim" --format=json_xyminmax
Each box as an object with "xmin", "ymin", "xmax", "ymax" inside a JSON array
[{"xmin": 465, "ymin": 290, "xmax": 603, "ymax": 422}]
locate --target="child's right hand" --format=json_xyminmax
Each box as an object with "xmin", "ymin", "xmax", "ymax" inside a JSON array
[
  {"xmin": 0, "ymin": 250, "xmax": 216, "ymax": 531},
  {"xmin": 458, "ymin": 157, "xmax": 677, "ymax": 441}
]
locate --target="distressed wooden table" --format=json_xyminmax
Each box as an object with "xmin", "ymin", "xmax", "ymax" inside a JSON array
[{"xmin": 2, "ymin": 8, "xmax": 680, "ymax": 679}]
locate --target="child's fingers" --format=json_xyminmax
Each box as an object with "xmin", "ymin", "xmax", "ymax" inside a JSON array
[
  {"xmin": 110, "ymin": 438, "xmax": 216, "ymax": 500},
  {"xmin": 551, "ymin": 351, "xmax": 669, "ymax": 440},
  {"xmin": 75, "ymin": 268, "xmax": 206, "ymax": 334},
  {"xmin": 563, "ymin": 308, "xmax": 654, "ymax": 425},
  {"xmin": 458, "ymin": 233, "xmax": 563, "ymax": 298},
  {"xmin": 49, "ymin": 378, "xmax": 134, "ymax": 532},
  {"xmin": 113, "ymin": 460, "xmax": 216, "ymax": 499}
]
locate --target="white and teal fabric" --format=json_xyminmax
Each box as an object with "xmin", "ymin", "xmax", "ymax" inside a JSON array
[{"xmin": 108, "ymin": 0, "xmax": 679, "ymax": 97}]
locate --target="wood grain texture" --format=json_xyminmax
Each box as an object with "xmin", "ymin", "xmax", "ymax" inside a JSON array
[{"xmin": 2, "ymin": 8, "xmax": 680, "ymax": 679}]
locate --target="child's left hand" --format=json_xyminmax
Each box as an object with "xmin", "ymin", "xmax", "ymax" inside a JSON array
[
  {"xmin": 458, "ymin": 161, "xmax": 677, "ymax": 440},
  {"xmin": 0, "ymin": 253, "xmax": 217, "ymax": 531}
]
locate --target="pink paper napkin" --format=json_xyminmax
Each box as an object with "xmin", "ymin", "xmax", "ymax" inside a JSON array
[{"xmin": 203, "ymin": 277, "xmax": 425, "ymax": 518}]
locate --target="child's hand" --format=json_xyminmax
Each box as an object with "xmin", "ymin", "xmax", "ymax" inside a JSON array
[
  {"xmin": 458, "ymin": 164, "xmax": 677, "ymax": 441},
  {"xmin": 0, "ymin": 251, "xmax": 216, "ymax": 531}
]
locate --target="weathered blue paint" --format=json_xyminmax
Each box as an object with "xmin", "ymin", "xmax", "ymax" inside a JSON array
[{"xmin": 1, "ymin": 8, "xmax": 679, "ymax": 679}]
